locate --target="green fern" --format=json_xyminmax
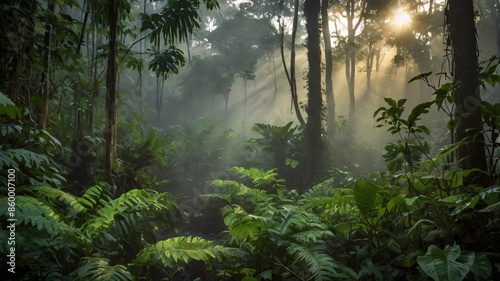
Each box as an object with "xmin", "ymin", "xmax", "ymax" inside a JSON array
[
  {"xmin": 84, "ymin": 189, "xmax": 177, "ymax": 240},
  {"xmin": 1, "ymin": 196, "xmax": 85, "ymax": 241},
  {"xmin": 222, "ymin": 205, "xmax": 268, "ymax": 242},
  {"xmin": 70, "ymin": 257, "xmax": 132, "ymax": 281},
  {"xmin": 78, "ymin": 181, "xmax": 113, "ymax": 210},
  {"xmin": 29, "ymin": 186, "xmax": 86, "ymax": 219},
  {"xmin": 287, "ymin": 243, "xmax": 342, "ymax": 281},
  {"xmin": 133, "ymin": 236, "xmax": 231, "ymax": 267}
]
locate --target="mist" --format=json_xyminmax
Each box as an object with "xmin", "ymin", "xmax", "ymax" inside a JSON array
[{"xmin": 2, "ymin": 0, "xmax": 500, "ymax": 279}]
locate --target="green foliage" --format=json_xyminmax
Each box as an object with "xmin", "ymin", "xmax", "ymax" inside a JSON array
[
  {"xmin": 116, "ymin": 119, "xmax": 175, "ymax": 191},
  {"xmin": 141, "ymin": 0, "xmax": 219, "ymax": 46},
  {"xmin": 287, "ymin": 243, "xmax": 341, "ymax": 280},
  {"xmin": 251, "ymin": 122, "xmax": 297, "ymax": 152},
  {"xmin": 70, "ymin": 258, "xmax": 132, "ymax": 281},
  {"xmin": 133, "ymin": 236, "xmax": 231, "ymax": 267},
  {"xmin": 208, "ymin": 172, "xmax": 345, "ymax": 281},
  {"xmin": 417, "ymin": 245, "xmax": 491, "ymax": 281},
  {"xmin": 148, "ymin": 45, "xmax": 186, "ymax": 80},
  {"xmin": 0, "ymin": 93, "xmax": 65, "ymax": 187},
  {"xmin": 0, "ymin": 182, "xmax": 201, "ymax": 279},
  {"xmin": 353, "ymin": 180, "xmax": 380, "ymax": 215},
  {"xmin": 0, "ymin": 91, "xmax": 21, "ymax": 119}
]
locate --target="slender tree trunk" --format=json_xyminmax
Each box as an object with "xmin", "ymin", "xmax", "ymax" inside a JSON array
[
  {"xmin": 88, "ymin": 0, "xmax": 99, "ymax": 132},
  {"xmin": 322, "ymin": 0, "xmax": 335, "ymax": 141},
  {"xmin": 279, "ymin": 0, "xmax": 306, "ymax": 126},
  {"xmin": 186, "ymin": 33, "xmax": 192, "ymax": 65},
  {"xmin": 39, "ymin": 0, "xmax": 55, "ymax": 129},
  {"xmin": 345, "ymin": 0, "xmax": 357, "ymax": 129},
  {"xmin": 290, "ymin": 0, "xmax": 305, "ymax": 125},
  {"xmin": 447, "ymin": 0, "xmax": 489, "ymax": 187},
  {"xmin": 344, "ymin": 0, "xmax": 366, "ymax": 131},
  {"xmin": 105, "ymin": 0, "xmax": 120, "ymax": 184},
  {"xmin": 304, "ymin": 0, "xmax": 323, "ymax": 186},
  {"xmin": 491, "ymin": 0, "xmax": 500, "ymax": 56},
  {"xmin": 243, "ymin": 77, "xmax": 247, "ymax": 121},
  {"xmin": 365, "ymin": 42, "xmax": 374, "ymax": 99}
]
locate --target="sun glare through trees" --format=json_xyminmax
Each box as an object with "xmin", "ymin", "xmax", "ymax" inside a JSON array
[{"xmin": 392, "ymin": 8, "xmax": 412, "ymax": 28}]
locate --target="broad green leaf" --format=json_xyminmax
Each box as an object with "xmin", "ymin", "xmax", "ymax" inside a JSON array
[
  {"xmin": 417, "ymin": 245, "xmax": 472, "ymax": 281},
  {"xmin": 408, "ymin": 102, "xmax": 433, "ymax": 127},
  {"xmin": 469, "ymin": 252, "xmax": 492, "ymax": 280},
  {"xmin": 353, "ymin": 180, "xmax": 380, "ymax": 214},
  {"xmin": 386, "ymin": 194, "xmax": 407, "ymax": 212},
  {"xmin": 408, "ymin": 71, "xmax": 432, "ymax": 83}
]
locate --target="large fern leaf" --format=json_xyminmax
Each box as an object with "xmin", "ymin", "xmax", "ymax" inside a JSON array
[
  {"xmin": 287, "ymin": 243, "xmax": 341, "ymax": 281},
  {"xmin": 1, "ymin": 196, "xmax": 83, "ymax": 238},
  {"xmin": 29, "ymin": 186, "xmax": 86, "ymax": 219},
  {"xmin": 70, "ymin": 257, "xmax": 131, "ymax": 281},
  {"xmin": 133, "ymin": 236, "xmax": 230, "ymax": 267},
  {"xmin": 84, "ymin": 189, "xmax": 176, "ymax": 239},
  {"xmin": 221, "ymin": 205, "xmax": 268, "ymax": 242},
  {"xmin": 78, "ymin": 182, "xmax": 113, "ymax": 210}
]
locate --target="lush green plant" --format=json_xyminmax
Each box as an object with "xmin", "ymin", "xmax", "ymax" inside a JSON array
[
  {"xmin": 0, "ymin": 92, "xmax": 65, "ymax": 187},
  {"xmin": 0, "ymin": 181, "xmax": 234, "ymax": 280},
  {"xmin": 206, "ymin": 167, "xmax": 364, "ymax": 280}
]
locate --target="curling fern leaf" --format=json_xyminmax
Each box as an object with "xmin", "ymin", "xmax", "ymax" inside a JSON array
[{"xmin": 133, "ymin": 236, "xmax": 230, "ymax": 267}]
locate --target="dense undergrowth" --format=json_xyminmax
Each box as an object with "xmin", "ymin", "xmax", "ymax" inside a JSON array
[{"xmin": 1, "ymin": 60, "xmax": 500, "ymax": 280}]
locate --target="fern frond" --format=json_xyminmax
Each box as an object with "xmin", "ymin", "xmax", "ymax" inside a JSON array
[
  {"xmin": 133, "ymin": 236, "xmax": 230, "ymax": 267},
  {"xmin": 207, "ymin": 179, "xmax": 268, "ymax": 204},
  {"xmin": 78, "ymin": 182, "xmax": 113, "ymax": 210},
  {"xmin": 1, "ymin": 196, "xmax": 82, "ymax": 238},
  {"xmin": 287, "ymin": 243, "xmax": 341, "ymax": 281},
  {"xmin": 70, "ymin": 257, "xmax": 131, "ymax": 281},
  {"xmin": 4, "ymin": 148, "xmax": 50, "ymax": 170},
  {"xmin": 84, "ymin": 189, "xmax": 176, "ymax": 239},
  {"xmin": 30, "ymin": 186, "xmax": 86, "ymax": 218},
  {"xmin": 291, "ymin": 230, "xmax": 333, "ymax": 244},
  {"xmin": 222, "ymin": 205, "xmax": 268, "ymax": 242}
]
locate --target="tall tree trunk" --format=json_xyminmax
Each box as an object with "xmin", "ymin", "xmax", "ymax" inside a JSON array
[
  {"xmin": 39, "ymin": 0, "xmax": 55, "ymax": 130},
  {"xmin": 344, "ymin": 0, "xmax": 366, "ymax": 131},
  {"xmin": 446, "ymin": 0, "xmax": 489, "ymax": 187},
  {"xmin": 88, "ymin": 0, "xmax": 99, "ymax": 132},
  {"xmin": 104, "ymin": 0, "xmax": 120, "ymax": 184},
  {"xmin": 290, "ymin": 0, "xmax": 306, "ymax": 126},
  {"xmin": 322, "ymin": 0, "xmax": 335, "ymax": 141},
  {"xmin": 345, "ymin": 0, "xmax": 356, "ymax": 130},
  {"xmin": 279, "ymin": 0, "xmax": 306, "ymax": 126},
  {"xmin": 304, "ymin": 0, "xmax": 323, "ymax": 186},
  {"xmin": 365, "ymin": 42, "xmax": 374, "ymax": 99}
]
